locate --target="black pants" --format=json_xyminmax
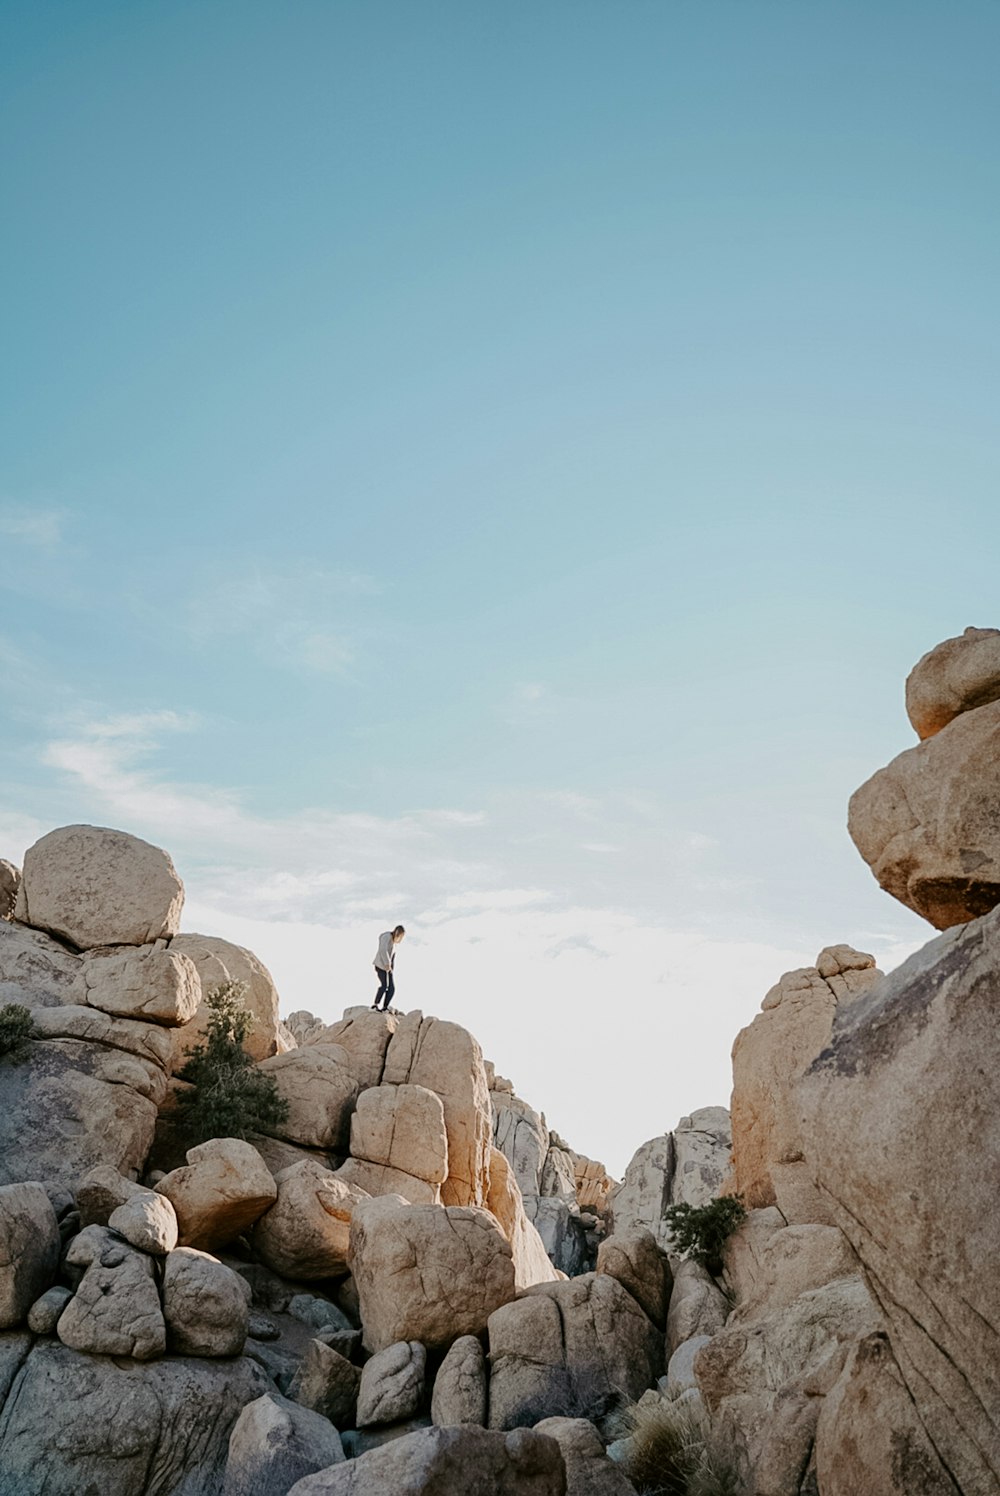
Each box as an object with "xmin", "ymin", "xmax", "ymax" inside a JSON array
[{"xmin": 374, "ymin": 966, "xmax": 395, "ymax": 1010}]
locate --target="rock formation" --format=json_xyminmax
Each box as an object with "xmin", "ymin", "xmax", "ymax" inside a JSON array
[{"xmin": 610, "ymin": 1106, "xmax": 732, "ymax": 1250}]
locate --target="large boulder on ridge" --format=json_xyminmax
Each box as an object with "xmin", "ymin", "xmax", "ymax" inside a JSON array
[
  {"xmin": 799, "ymin": 904, "xmax": 1000, "ymax": 1496},
  {"xmin": 905, "ymin": 625, "xmax": 1000, "ymax": 740},
  {"xmin": 14, "ymin": 824, "xmax": 184, "ymax": 949}
]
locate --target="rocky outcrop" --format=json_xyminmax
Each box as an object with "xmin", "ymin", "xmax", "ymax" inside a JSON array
[
  {"xmin": 285, "ymin": 1425, "xmax": 566, "ymax": 1496},
  {"xmin": 0, "ymin": 919, "xmax": 79, "ymax": 1008},
  {"xmin": 905, "ymin": 625, "xmax": 1000, "ymax": 740},
  {"xmin": 319, "ymin": 1008, "xmax": 398, "ymax": 1087},
  {"xmin": 729, "ymin": 946, "xmax": 879, "ymax": 1220},
  {"xmin": 0, "ymin": 861, "xmax": 20, "ymax": 921},
  {"xmin": 258, "ymin": 1045, "xmax": 359, "ymax": 1152},
  {"xmin": 610, "ymin": 1107, "xmax": 732, "ymax": 1251},
  {"xmin": 58, "ymin": 1225, "xmax": 166, "ymax": 1360},
  {"xmin": 350, "ymin": 1194, "xmax": 516, "ymax": 1353},
  {"xmin": 156, "ymin": 1137, "xmax": 277, "ymax": 1251},
  {"xmin": 252, "ymin": 1160, "xmax": 368, "ymax": 1280},
  {"xmin": 486, "ymin": 1147, "xmax": 560, "ymax": 1291},
  {"xmin": 0, "ymin": 1184, "xmax": 59, "ymax": 1329},
  {"xmin": 799, "ymin": 905, "xmax": 1000, "ymax": 1496},
  {"xmin": 168, "ymin": 933, "xmax": 287, "ymax": 1064},
  {"xmin": 14, "ymin": 825, "xmax": 184, "ymax": 949},
  {"xmin": 595, "ymin": 1226, "xmax": 668, "ymax": 1328},
  {"xmin": 74, "ymin": 942, "xmax": 201, "ymax": 1026}
]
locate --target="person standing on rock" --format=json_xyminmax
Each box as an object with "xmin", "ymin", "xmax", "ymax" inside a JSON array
[{"xmin": 372, "ymin": 925, "xmax": 405, "ymax": 1011}]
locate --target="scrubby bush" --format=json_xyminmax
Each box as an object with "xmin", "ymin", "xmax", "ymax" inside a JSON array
[
  {"xmin": 0, "ymin": 1003, "xmax": 39, "ymax": 1063},
  {"xmin": 662, "ymin": 1195, "xmax": 747, "ymax": 1278},
  {"xmin": 176, "ymin": 981, "xmax": 289, "ymax": 1145},
  {"xmin": 623, "ymin": 1397, "xmax": 740, "ymax": 1496}
]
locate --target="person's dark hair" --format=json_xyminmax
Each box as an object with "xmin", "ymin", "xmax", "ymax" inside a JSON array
[{"xmin": 393, "ymin": 924, "xmax": 406, "ymax": 936}]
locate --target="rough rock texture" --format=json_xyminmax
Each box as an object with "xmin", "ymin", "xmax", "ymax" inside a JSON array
[
  {"xmin": 849, "ymin": 699, "xmax": 1000, "ymax": 928},
  {"xmin": 163, "ymin": 1247, "xmax": 249, "ymax": 1357},
  {"xmin": 223, "ymin": 1392, "xmax": 346, "ymax": 1496},
  {"xmin": 730, "ymin": 945, "xmax": 879, "ymax": 1217},
  {"xmin": 383, "ymin": 1013, "xmax": 492, "ymax": 1208},
  {"xmin": 258, "ymin": 1045, "xmax": 359, "ymax": 1152},
  {"xmin": 320, "ymin": 1008, "xmax": 398, "ymax": 1087},
  {"xmin": 14, "ymin": 824, "xmax": 184, "ymax": 949},
  {"xmin": 334, "ymin": 1157, "xmax": 440, "ymax": 1205},
  {"xmin": 728, "ymin": 1225, "xmax": 859, "ymax": 1324},
  {"xmin": 534, "ymin": 1416, "xmax": 636, "ymax": 1496},
  {"xmin": 285, "ymin": 1425, "xmax": 566, "ymax": 1496},
  {"xmin": 610, "ymin": 1108, "xmax": 732, "ymax": 1250},
  {"xmin": 253, "ymin": 1160, "xmax": 368, "ymax": 1280},
  {"xmin": 108, "ymin": 1188, "xmax": 178, "ymax": 1255},
  {"xmin": 0, "ymin": 1339, "xmax": 269, "ymax": 1495},
  {"xmin": 431, "ymin": 1334, "xmax": 487, "ymax": 1427},
  {"xmin": 57, "ymin": 1225, "xmax": 165, "ymax": 1360},
  {"xmin": 0, "ymin": 1183, "xmax": 60, "ymax": 1329},
  {"xmin": 287, "ymin": 1339, "xmax": 362, "ymax": 1428},
  {"xmin": 74, "ymin": 942, "xmax": 201, "ymax": 1026},
  {"xmin": 491, "ymin": 1089, "xmax": 549, "ymax": 1199},
  {"xmin": 350, "ymin": 1083, "xmax": 448, "ymax": 1184},
  {"xmin": 169, "ymin": 933, "xmax": 286, "ymax": 1064},
  {"xmin": 905, "ymin": 625, "xmax": 1000, "ymax": 740},
  {"xmin": 356, "ymin": 1340, "xmax": 427, "ymax": 1427},
  {"xmin": 665, "ymin": 1259, "xmax": 729, "ymax": 1355},
  {"xmin": 665, "ymin": 1334, "xmax": 712, "ymax": 1397},
  {"xmin": 722, "ymin": 1205, "xmax": 787, "ymax": 1305},
  {"xmin": 0, "ymin": 861, "xmax": 18, "ymax": 921},
  {"xmin": 0, "ymin": 918, "xmax": 80, "ymax": 1008},
  {"xmin": 799, "ymin": 906, "xmax": 1000, "ymax": 1496},
  {"xmin": 350, "ymin": 1194, "xmax": 516, "ymax": 1353},
  {"xmin": 596, "ymin": 1226, "xmax": 668, "ymax": 1328},
  {"xmin": 486, "ymin": 1147, "xmax": 560, "ymax": 1290},
  {"xmin": 488, "ymin": 1272, "xmax": 662, "ymax": 1432},
  {"xmin": 156, "ymin": 1137, "xmax": 277, "ymax": 1251},
  {"xmin": 26, "ymin": 1284, "xmax": 72, "ymax": 1334},
  {"xmin": 77, "ymin": 1165, "xmax": 145, "ymax": 1227}
]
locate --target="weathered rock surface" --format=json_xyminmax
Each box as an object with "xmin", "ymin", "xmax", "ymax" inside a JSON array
[
  {"xmin": 383, "ymin": 1013, "xmax": 492, "ymax": 1207},
  {"xmin": 610, "ymin": 1108, "xmax": 732, "ymax": 1250},
  {"xmin": 486, "ymin": 1147, "xmax": 560, "ymax": 1290},
  {"xmin": 108, "ymin": 1188, "xmax": 178, "ymax": 1255},
  {"xmin": 286, "ymin": 1425, "xmax": 566, "ymax": 1496},
  {"xmin": 431, "ymin": 1334, "xmax": 487, "ymax": 1426},
  {"xmin": 163, "ymin": 1247, "xmax": 249, "ymax": 1357},
  {"xmin": 287, "ymin": 1339, "xmax": 362, "ymax": 1428},
  {"xmin": 0, "ymin": 1183, "xmax": 60, "ymax": 1329},
  {"xmin": 74, "ymin": 942, "xmax": 201, "ymax": 1025},
  {"xmin": 849, "ymin": 699, "xmax": 1000, "ymax": 927},
  {"xmin": 665, "ymin": 1258, "xmax": 729, "ymax": 1354},
  {"xmin": 534, "ymin": 1416, "xmax": 636, "ymax": 1496},
  {"xmin": 722, "ymin": 1205, "xmax": 786, "ymax": 1305},
  {"xmin": 0, "ymin": 1339, "xmax": 269, "ymax": 1495},
  {"xmin": 596, "ymin": 1226, "xmax": 668, "ymax": 1328},
  {"xmin": 223, "ymin": 1392, "xmax": 346, "ymax": 1496},
  {"xmin": 26, "ymin": 1284, "xmax": 72, "ymax": 1334},
  {"xmin": 15, "ymin": 824, "xmax": 184, "ymax": 949},
  {"xmin": 156, "ymin": 1137, "xmax": 277, "ymax": 1251},
  {"xmin": 350, "ymin": 1082, "xmax": 448, "ymax": 1184},
  {"xmin": 334, "ymin": 1156, "xmax": 440, "ymax": 1205},
  {"xmin": 320, "ymin": 1007, "xmax": 398, "ymax": 1087},
  {"xmin": 491, "ymin": 1088, "xmax": 550, "ymax": 1199},
  {"xmin": 906, "ymin": 625, "xmax": 1000, "ymax": 740},
  {"xmin": 253, "ymin": 1160, "xmax": 367, "ymax": 1280},
  {"xmin": 350, "ymin": 1194, "xmax": 516, "ymax": 1352},
  {"xmin": 169, "ymin": 933, "xmax": 286, "ymax": 1063},
  {"xmin": 0, "ymin": 919, "xmax": 79, "ymax": 1007},
  {"xmin": 258, "ymin": 1045, "xmax": 359, "ymax": 1152},
  {"xmin": 0, "ymin": 861, "xmax": 18, "ymax": 921},
  {"xmin": 356, "ymin": 1339, "xmax": 427, "ymax": 1427},
  {"xmin": 799, "ymin": 906, "xmax": 1000, "ymax": 1496},
  {"xmin": 730, "ymin": 945, "xmax": 879, "ymax": 1217},
  {"xmin": 58, "ymin": 1225, "xmax": 165, "ymax": 1359},
  {"xmin": 488, "ymin": 1272, "xmax": 661, "ymax": 1432}
]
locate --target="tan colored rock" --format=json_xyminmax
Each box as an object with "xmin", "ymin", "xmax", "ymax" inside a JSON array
[
  {"xmin": 74, "ymin": 942, "xmax": 201, "ymax": 1026},
  {"xmin": 285, "ymin": 1424, "xmax": 565, "ymax": 1496},
  {"xmin": 0, "ymin": 860, "xmax": 20, "ymax": 921},
  {"xmin": 350, "ymin": 1194, "xmax": 516, "ymax": 1353},
  {"xmin": 350, "ymin": 1083, "xmax": 448, "ymax": 1184},
  {"xmin": 223, "ymin": 1392, "xmax": 346, "ymax": 1496},
  {"xmin": 383, "ymin": 1014, "xmax": 492, "ymax": 1207},
  {"xmin": 610, "ymin": 1109, "xmax": 732, "ymax": 1252},
  {"xmin": 156, "ymin": 1137, "xmax": 277, "ymax": 1251},
  {"xmin": 799, "ymin": 906, "xmax": 1000, "ymax": 1496},
  {"xmin": 730, "ymin": 945, "xmax": 879, "ymax": 1215},
  {"xmin": 249, "ymin": 1133, "xmax": 337, "ymax": 1177},
  {"xmin": 431, "ymin": 1335, "xmax": 487, "ymax": 1426},
  {"xmin": 721, "ymin": 1205, "xmax": 785, "ymax": 1305},
  {"xmin": 15, "ymin": 824, "xmax": 184, "ymax": 949},
  {"xmin": 568, "ymin": 1152, "xmax": 616, "ymax": 1213},
  {"xmin": 288, "ymin": 1338, "xmax": 362, "ymax": 1428},
  {"xmin": 356, "ymin": 1340, "xmax": 426, "ymax": 1427},
  {"xmin": 665, "ymin": 1259, "xmax": 729, "ymax": 1354},
  {"xmin": 258, "ymin": 1045, "xmax": 359, "ymax": 1151},
  {"xmin": 0, "ymin": 1182, "xmax": 60, "ymax": 1328},
  {"xmin": 108, "ymin": 1188, "xmax": 178, "ymax": 1255},
  {"xmin": 163, "ymin": 1246, "xmax": 249, "ymax": 1357},
  {"xmin": 0, "ymin": 918, "xmax": 80, "ymax": 1008},
  {"xmin": 814, "ymin": 1333, "xmax": 957, "ymax": 1496},
  {"xmin": 534, "ymin": 1417, "xmax": 636, "ymax": 1496},
  {"xmin": 169, "ymin": 933, "xmax": 286, "ymax": 1065},
  {"xmin": 905, "ymin": 625, "xmax": 1000, "ymax": 740},
  {"xmin": 320, "ymin": 1008, "xmax": 398, "ymax": 1087},
  {"xmin": 253, "ymin": 1159, "xmax": 368, "ymax": 1280},
  {"xmin": 726, "ymin": 1225, "xmax": 857, "ymax": 1324},
  {"xmin": 849, "ymin": 700, "xmax": 1000, "ymax": 927},
  {"xmin": 334, "ymin": 1157, "xmax": 440, "ymax": 1205},
  {"xmin": 58, "ymin": 1224, "xmax": 166, "ymax": 1360},
  {"xmin": 486, "ymin": 1147, "xmax": 559, "ymax": 1291},
  {"xmin": 596, "ymin": 1226, "xmax": 667, "ymax": 1328},
  {"xmin": 488, "ymin": 1272, "xmax": 662, "ymax": 1432}
]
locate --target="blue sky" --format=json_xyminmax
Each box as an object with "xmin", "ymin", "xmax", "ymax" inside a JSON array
[{"xmin": 2, "ymin": 2, "xmax": 998, "ymax": 1171}]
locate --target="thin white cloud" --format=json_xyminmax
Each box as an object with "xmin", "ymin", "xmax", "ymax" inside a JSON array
[{"xmin": 0, "ymin": 506, "xmax": 63, "ymax": 547}]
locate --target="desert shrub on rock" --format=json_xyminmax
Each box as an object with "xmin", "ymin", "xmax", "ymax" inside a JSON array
[
  {"xmin": 0, "ymin": 1003, "xmax": 40, "ymax": 1063},
  {"xmin": 622, "ymin": 1398, "xmax": 739, "ymax": 1496},
  {"xmin": 176, "ymin": 982, "xmax": 288, "ymax": 1145},
  {"xmin": 663, "ymin": 1196, "xmax": 746, "ymax": 1278}
]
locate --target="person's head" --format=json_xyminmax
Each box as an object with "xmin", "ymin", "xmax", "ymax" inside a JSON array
[{"xmin": 392, "ymin": 925, "xmax": 406, "ymax": 943}]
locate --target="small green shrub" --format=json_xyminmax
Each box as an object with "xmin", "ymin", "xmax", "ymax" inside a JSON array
[
  {"xmin": 662, "ymin": 1195, "xmax": 747, "ymax": 1278},
  {"xmin": 623, "ymin": 1397, "xmax": 740, "ymax": 1496},
  {"xmin": 176, "ymin": 982, "xmax": 289, "ymax": 1146},
  {"xmin": 0, "ymin": 1003, "xmax": 40, "ymax": 1063}
]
